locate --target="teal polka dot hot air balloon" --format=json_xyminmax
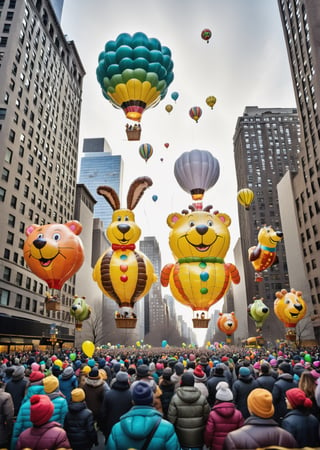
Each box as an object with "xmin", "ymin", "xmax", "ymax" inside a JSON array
[{"xmin": 96, "ymin": 32, "xmax": 174, "ymax": 122}]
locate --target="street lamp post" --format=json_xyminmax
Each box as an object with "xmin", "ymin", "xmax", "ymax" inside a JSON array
[{"xmin": 49, "ymin": 323, "xmax": 58, "ymax": 353}]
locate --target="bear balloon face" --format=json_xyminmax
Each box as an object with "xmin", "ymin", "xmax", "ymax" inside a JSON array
[
  {"xmin": 23, "ymin": 221, "xmax": 84, "ymax": 290},
  {"xmin": 107, "ymin": 209, "xmax": 141, "ymax": 245},
  {"xmin": 274, "ymin": 288, "xmax": 307, "ymax": 327},
  {"xmin": 217, "ymin": 312, "xmax": 238, "ymax": 335},
  {"xmin": 167, "ymin": 210, "xmax": 231, "ymax": 259},
  {"xmin": 70, "ymin": 296, "xmax": 91, "ymax": 322}
]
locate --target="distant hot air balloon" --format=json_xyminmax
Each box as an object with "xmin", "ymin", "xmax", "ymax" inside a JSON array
[
  {"xmin": 201, "ymin": 28, "xmax": 212, "ymax": 43},
  {"xmin": 206, "ymin": 96, "xmax": 217, "ymax": 109},
  {"xmin": 139, "ymin": 143, "xmax": 153, "ymax": 162},
  {"xmin": 189, "ymin": 106, "xmax": 202, "ymax": 123},
  {"xmin": 164, "ymin": 143, "xmax": 169, "ymax": 149},
  {"xmin": 174, "ymin": 149, "xmax": 220, "ymax": 202},
  {"xmin": 237, "ymin": 188, "xmax": 254, "ymax": 210},
  {"xmin": 96, "ymin": 32, "xmax": 174, "ymax": 122},
  {"xmin": 152, "ymin": 195, "xmax": 158, "ymax": 202},
  {"xmin": 165, "ymin": 104, "xmax": 173, "ymax": 113},
  {"xmin": 171, "ymin": 91, "xmax": 179, "ymax": 102}
]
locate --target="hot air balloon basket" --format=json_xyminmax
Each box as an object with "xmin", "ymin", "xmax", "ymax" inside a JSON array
[
  {"xmin": 126, "ymin": 129, "xmax": 141, "ymax": 141},
  {"xmin": 75, "ymin": 321, "xmax": 83, "ymax": 331},
  {"xmin": 115, "ymin": 318, "xmax": 137, "ymax": 328},
  {"xmin": 285, "ymin": 331, "xmax": 296, "ymax": 342},
  {"xmin": 45, "ymin": 296, "xmax": 60, "ymax": 311},
  {"xmin": 192, "ymin": 318, "xmax": 210, "ymax": 328}
]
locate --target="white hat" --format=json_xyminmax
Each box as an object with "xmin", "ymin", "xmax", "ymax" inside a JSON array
[{"xmin": 216, "ymin": 381, "xmax": 233, "ymax": 402}]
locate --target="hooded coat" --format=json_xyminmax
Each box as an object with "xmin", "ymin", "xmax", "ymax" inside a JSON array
[
  {"xmin": 204, "ymin": 402, "xmax": 244, "ymax": 450},
  {"xmin": 64, "ymin": 400, "xmax": 98, "ymax": 450},
  {"xmin": 167, "ymin": 385, "xmax": 210, "ymax": 448},
  {"xmin": 15, "ymin": 420, "xmax": 71, "ymax": 450},
  {"xmin": 272, "ymin": 372, "xmax": 298, "ymax": 423},
  {"xmin": 281, "ymin": 409, "xmax": 320, "ymax": 447},
  {"xmin": 106, "ymin": 405, "xmax": 180, "ymax": 450},
  {"xmin": 58, "ymin": 367, "xmax": 78, "ymax": 403},
  {"xmin": 232, "ymin": 374, "xmax": 258, "ymax": 419}
]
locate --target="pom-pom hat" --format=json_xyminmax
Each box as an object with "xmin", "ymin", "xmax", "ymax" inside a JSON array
[
  {"xmin": 194, "ymin": 365, "xmax": 205, "ymax": 378},
  {"xmin": 286, "ymin": 387, "xmax": 313, "ymax": 409},
  {"xmin": 216, "ymin": 381, "xmax": 233, "ymax": 402},
  {"xmin": 30, "ymin": 394, "xmax": 54, "ymax": 426},
  {"xmin": 247, "ymin": 388, "xmax": 274, "ymax": 418}
]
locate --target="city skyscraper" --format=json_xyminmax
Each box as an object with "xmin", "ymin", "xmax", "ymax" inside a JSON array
[
  {"xmin": 78, "ymin": 137, "xmax": 123, "ymax": 231},
  {"xmin": 233, "ymin": 107, "xmax": 301, "ymax": 341},
  {"xmin": 0, "ymin": 0, "xmax": 85, "ymax": 350},
  {"xmin": 277, "ymin": 0, "xmax": 320, "ymax": 342}
]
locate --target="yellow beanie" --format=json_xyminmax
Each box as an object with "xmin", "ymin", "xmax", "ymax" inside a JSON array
[
  {"xmin": 71, "ymin": 388, "xmax": 85, "ymax": 402},
  {"xmin": 43, "ymin": 375, "xmax": 59, "ymax": 393},
  {"xmin": 247, "ymin": 388, "xmax": 274, "ymax": 418},
  {"xmin": 82, "ymin": 365, "xmax": 91, "ymax": 374}
]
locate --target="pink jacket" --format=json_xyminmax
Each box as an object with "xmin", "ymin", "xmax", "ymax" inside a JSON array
[
  {"xmin": 204, "ymin": 402, "xmax": 244, "ymax": 450},
  {"xmin": 16, "ymin": 421, "xmax": 71, "ymax": 450}
]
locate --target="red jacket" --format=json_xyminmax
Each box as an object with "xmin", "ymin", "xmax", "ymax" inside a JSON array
[
  {"xmin": 15, "ymin": 421, "xmax": 71, "ymax": 450},
  {"xmin": 204, "ymin": 402, "xmax": 244, "ymax": 450}
]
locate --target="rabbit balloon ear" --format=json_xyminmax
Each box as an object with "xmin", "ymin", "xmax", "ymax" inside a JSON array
[
  {"xmin": 127, "ymin": 177, "xmax": 153, "ymax": 210},
  {"xmin": 96, "ymin": 186, "xmax": 120, "ymax": 211}
]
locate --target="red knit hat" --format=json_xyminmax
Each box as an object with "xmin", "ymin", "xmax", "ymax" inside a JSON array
[
  {"xmin": 286, "ymin": 388, "xmax": 313, "ymax": 409},
  {"xmin": 30, "ymin": 394, "xmax": 54, "ymax": 426},
  {"xmin": 29, "ymin": 371, "xmax": 45, "ymax": 382},
  {"xmin": 194, "ymin": 365, "xmax": 205, "ymax": 378}
]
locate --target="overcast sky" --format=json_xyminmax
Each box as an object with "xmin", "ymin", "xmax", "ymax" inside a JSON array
[{"xmin": 61, "ymin": 0, "xmax": 296, "ymax": 341}]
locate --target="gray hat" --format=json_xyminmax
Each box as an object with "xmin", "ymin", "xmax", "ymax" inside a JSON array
[
  {"xmin": 116, "ymin": 371, "xmax": 129, "ymax": 384},
  {"xmin": 137, "ymin": 364, "xmax": 150, "ymax": 378},
  {"xmin": 174, "ymin": 362, "xmax": 184, "ymax": 376},
  {"xmin": 216, "ymin": 381, "xmax": 233, "ymax": 402},
  {"xmin": 12, "ymin": 365, "xmax": 25, "ymax": 381}
]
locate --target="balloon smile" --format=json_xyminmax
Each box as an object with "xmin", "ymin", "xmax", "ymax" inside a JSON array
[
  {"xmin": 193, "ymin": 243, "xmax": 211, "ymax": 252},
  {"xmin": 39, "ymin": 257, "xmax": 56, "ymax": 267},
  {"xmin": 290, "ymin": 312, "xmax": 299, "ymax": 317}
]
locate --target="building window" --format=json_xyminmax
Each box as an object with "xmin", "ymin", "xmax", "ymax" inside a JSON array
[
  {"xmin": 3, "ymin": 23, "xmax": 11, "ymax": 33},
  {"xmin": 3, "ymin": 248, "xmax": 10, "ymax": 259},
  {"xmin": 5, "ymin": 148, "xmax": 12, "ymax": 163},
  {"xmin": 7, "ymin": 231, "xmax": 14, "ymax": 245},
  {"xmin": 32, "ymin": 299, "xmax": 37, "ymax": 313},
  {"xmin": 2, "ymin": 167, "xmax": 9, "ymax": 181},
  {"xmin": 0, "ymin": 289, "xmax": 10, "ymax": 306},
  {"xmin": 0, "ymin": 188, "xmax": 6, "ymax": 202},
  {"xmin": 8, "ymin": 129, "xmax": 15, "ymax": 143},
  {"xmin": 16, "ymin": 272, "xmax": 23, "ymax": 286},
  {"xmin": 10, "ymin": 195, "xmax": 17, "ymax": 208},
  {"xmin": 3, "ymin": 267, "xmax": 11, "ymax": 281},
  {"xmin": 0, "ymin": 107, "xmax": 6, "ymax": 119},
  {"xmin": 15, "ymin": 294, "xmax": 22, "ymax": 308},
  {"xmin": 26, "ymin": 277, "xmax": 31, "ymax": 289},
  {"xmin": 14, "ymin": 178, "xmax": 20, "ymax": 189},
  {"xmin": 8, "ymin": 214, "xmax": 15, "ymax": 227},
  {"xmin": 25, "ymin": 297, "xmax": 30, "ymax": 310},
  {"xmin": 19, "ymin": 221, "xmax": 25, "ymax": 233}
]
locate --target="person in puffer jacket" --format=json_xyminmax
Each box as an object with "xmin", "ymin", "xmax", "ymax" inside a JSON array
[
  {"xmin": 58, "ymin": 365, "xmax": 78, "ymax": 403},
  {"xmin": 106, "ymin": 381, "xmax": 180, "ymax": 450},
  {"xmin": 204, "ymin": 381, "xmax": 244, "ymax": 450},
  {"xmin": 15, "ymin": 394, "xmax": 71, "ymax": 450},
  {"xmin": 167, "ymin": 371, "xmax": 210, "ymax": 450},
  {"xmin": 64, "ymin": 388, "xmax": 98, "ymax": 450},
  {"xmin": 43, "ymin": 375, "xmax": 68, "ymax": 426}
]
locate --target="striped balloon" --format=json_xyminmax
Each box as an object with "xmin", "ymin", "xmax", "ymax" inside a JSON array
[
  {"xmin": 189, "ymin": 106, "xmax": 202, "ymax": 123},
  {"xmin": 139, "ymin": 143, "xmax": 153, "ymax": 162}
]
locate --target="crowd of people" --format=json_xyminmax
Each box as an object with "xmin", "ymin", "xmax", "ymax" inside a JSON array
[{"xmin": 1, "ymin": 345, "xmax": 320, "ymax": 449}]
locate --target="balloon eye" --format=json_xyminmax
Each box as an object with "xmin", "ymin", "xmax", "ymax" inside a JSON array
[
  {"xmin": 189, "ymin": 221, "xmax": 195, "ymax": 227},
  {"xmin": 208, "ymin": 220, "xmax": 213, "ymax": 227},
  {"xmin": 124, "ymin": 216, "xmax": 129, "ymax": 221},
  {"xmin": 52, "ymin": 233, "xmax": 61, "ymax": 241},
  {"xmin": 37, "ymin": 233, "xmax": 44, "ymax": 239},
  {"xmin": 117, "ymin": 216, "xmax": 122, "ymax": 222},
  {"xmin": 285, "ymin": 299, "xmax": 290, "ymax": 304}
]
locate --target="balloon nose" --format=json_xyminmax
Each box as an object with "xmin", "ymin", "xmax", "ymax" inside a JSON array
[
  {"xmin": 294, "ymin": 303, "xmax": 303, "ymax": 311},
  {"xmin": 262, "ymin": 308, "xmax": 269, "ymax": 314},
  {"xmin": 276, "ymin": 231, "xmax": 283, "ymax": 238},
  {"xmin": 72, "ymin": 305, "xmax": 77, "ymax": 310},
  {"xmin": 118, "ymin": 224, "xmax": 130, "ymax": 234},
  {"xmin": 196, "ymin": 224, "xmax": 208, "ymax": 236},
  {"xmin": 33, "ymin": 238, "xmax": 46, "ymax": 249}
]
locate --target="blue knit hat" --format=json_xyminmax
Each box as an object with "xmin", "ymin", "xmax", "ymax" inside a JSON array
[{"xmin": 132, "ymin": 381, "xmax": 153, "ymax": 405}]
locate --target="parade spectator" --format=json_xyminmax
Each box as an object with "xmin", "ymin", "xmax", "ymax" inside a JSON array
[
  {"xmin": 0, "ymin": 377, "xmax": 14, "ymax": 449},
  {"xmin": 204, "ymin": 381, "xmax": 244, "ymax": 450},
  {"xmin": 43, "ymin": 374, "xmax": 68, "ymax": 426},
  {"xmin": 159, "ymin": 367, "xmax": 175, "ymax": 419},
  {"xmin": 298, "ymin": 368, "xmax": 320, "ymax": 419},
  {"xmin": 106, "ymin": 381, "xmax": 180, "ymax": 449},
  {"xmin": 100, "ymin": 370, "xmax": 132, "ymax": 442},
  {"xmin": 168, "ymin": 371, "xmax": 210, "ymax": 450},
  {"xmin": 15, "ymin": 394, "xmax": 71, "ymax": 450},
  {"xmin": 207, "ymin": 363, "xmax": 230, "ymax": 407},
  {"xmin": 232, "ymin": 365, "xmax": 258, "ymax": 419},
  {"xmin": 223, "ymin": 388, "xmax": 298, "ymax": 450},
  {"xmin": 82, "ymin": 366, "xmax": 108, "ymax": 430},
  {"xmin": 281, "ymin": 387, "xmax": 320, "ymax": 447},
  {"xmin": 171, "ymin": 362, "xmax": 185, "ymax": 392},
  {"xmin": 58, "ymin": 365, "xmax": 78, "ymax": 403},
  {"xmin": 64, "ymin": 388, "xmax": 98, "ymax": 450},
  {"xmin": 193, "ymin": 365, "xmax": 209, "ymax": 398},
  {"xmin": 272, "ymin": 361, "xmax": 298, "ymax": 423},
  {"xmin": 198, "ymin": 354, "xmax": 211, "ymax": 377},
  {"xmin": 5, "ymin": 365, "xmax": 28, "ymax": 417},
  {"xmin": 255, "ymin": 361, "xmax": 276, "ymax": 393}
]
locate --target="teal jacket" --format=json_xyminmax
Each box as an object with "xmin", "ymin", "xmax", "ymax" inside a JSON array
[{"xmin": 105, "ymin": 405, "xmax": 181, "ymax": 450}]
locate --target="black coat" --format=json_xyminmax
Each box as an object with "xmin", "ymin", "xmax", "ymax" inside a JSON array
[
  {"xmin": 272, "ymin": 373, "xmax": 298, "ymax": 423},
  {"xmin": 159, "ymin": 380, "xmax": 175, "ymax": 419},
  {"xmin": 256, "ymin": 374, "xmax": 276, "ymax": 393},
  {"xmin": 281, "ymin": 409, "xmax": 320, "ymax": 448},
  {"xmin": 232, "ymin": 376, "xmax": 259, "ymax": 419},
  {"xmin": 100, "ymin": 379, "xmax": 132, "ymax": 439},
  {"xmin": 207, "ymin": 374, "xmax": 230, "ymax": 407},
  {"xmin": 64, "ymin": 401, "xmax": 98, "ymax": 450}
]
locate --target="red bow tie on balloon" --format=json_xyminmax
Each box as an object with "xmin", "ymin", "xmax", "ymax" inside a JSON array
[{"xmin": 112, "ymin": 243, "xmax": 136, "ymax": 251}]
